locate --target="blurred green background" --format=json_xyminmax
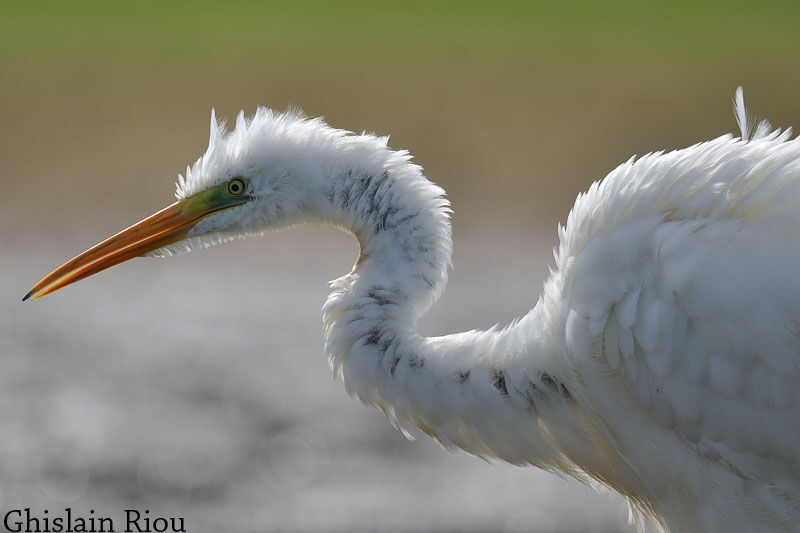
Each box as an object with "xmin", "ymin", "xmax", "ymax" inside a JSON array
[
  {"xmin": 5, "ymin": 1, "xmax": 800, "ymax": 237},
  {"xmin": 4, "ymin": 2, "xmax": 800, "ymax": 532}
]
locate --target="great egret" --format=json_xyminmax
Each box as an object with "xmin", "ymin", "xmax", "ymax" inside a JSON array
[{"xmin": 25, "ymin": 88, "xmax": 800, "ymax": 532}]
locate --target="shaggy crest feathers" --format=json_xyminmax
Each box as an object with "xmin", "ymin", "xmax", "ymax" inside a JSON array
[
  {"xmin": 176, "ymin": 106, "xmax": 324, "ymax": 199},
  {"xmin": 161, "ymin": 107, "xmax": 454, "ymax": 265}
]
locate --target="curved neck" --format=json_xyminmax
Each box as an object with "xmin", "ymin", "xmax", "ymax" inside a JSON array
[
  {"xmin": 323, "ymin": 165, "xmax": 453, "ymax": 321},
  {"xmin": 316, "ymin": 160, "xmax": 586, "ymax": 467},
  {"xmin": 321, "ymin": 161, "xmax": 452, "ymax": 392}
]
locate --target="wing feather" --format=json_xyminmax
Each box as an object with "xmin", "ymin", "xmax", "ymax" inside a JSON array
[{"xmin": 553, "ymin": 129, "xmax": 800, "ymax": 492}]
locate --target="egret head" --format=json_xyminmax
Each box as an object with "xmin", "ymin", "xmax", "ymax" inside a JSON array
[
  {"xmin": 23, "ymin": 107, "xmax": 363, "ymax": 300},
  {"xmin": 153, "ymin": 107, "xmax": 332, "ymax": 255}
]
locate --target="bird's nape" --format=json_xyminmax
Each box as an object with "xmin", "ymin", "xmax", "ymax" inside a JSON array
[{"xmin": 23, "ymin": 177, "xmax": 252, "ymax": 301}]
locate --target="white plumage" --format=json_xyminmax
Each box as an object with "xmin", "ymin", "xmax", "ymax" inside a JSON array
[{"xmin": 26, "ymin": 88, "xmax": 800, "ymax": 531}]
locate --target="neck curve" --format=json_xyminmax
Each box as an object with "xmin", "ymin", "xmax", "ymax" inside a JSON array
[
  {"xmin": 320, "ymin": 158, "xmax": 452, "ymax": 390},
  {"xmin": 314, "ymin": 154, "xmax": 584, "ymax": 467},
  {"xmin": 323, "ymin": 161, "xmax": 453, "ymax": 321}
]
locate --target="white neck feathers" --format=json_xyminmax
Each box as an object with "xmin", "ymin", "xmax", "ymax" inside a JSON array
[
  {"xmin": 316, "ymin": 149, "xmax": 580, "ymax": 468},
  {"xmin": 320, "ymin": 154, "xmax": 452, "ymax": 382}
]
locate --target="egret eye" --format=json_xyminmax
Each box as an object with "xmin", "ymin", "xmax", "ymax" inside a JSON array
[{"xmin": 227, "ymin": 178, "xmax": 246, "ymax": 196}]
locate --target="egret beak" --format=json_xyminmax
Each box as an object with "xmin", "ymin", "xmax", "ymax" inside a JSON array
[
  {"xmin": 23, "ymin": 201, "xmax": 198, "ymax": 301},
  {"xmin": 24, "ymin": 184, "xmax": 248, "ymax": 301}
]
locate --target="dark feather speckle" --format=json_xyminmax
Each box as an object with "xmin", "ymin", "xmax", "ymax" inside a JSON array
[
  {"xmin": 541, "ymin": 373, "xmax": 558, "ymax": 392},
  {"xmin": 389, "ymin": 351, "xmax": 403, "ymax": 376},
  {"xmin": 492, "ymin": 369, "xmax": 509, "ymax": 397}
]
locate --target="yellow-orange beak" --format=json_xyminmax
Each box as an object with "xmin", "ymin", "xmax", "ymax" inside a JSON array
[
  {"xmin": 23, "ymin": 201, "xmax": 203, "ymax": 301},
  {"xmin": 24, "ymin": 180, "xmax": 251, "ymax": 301}
]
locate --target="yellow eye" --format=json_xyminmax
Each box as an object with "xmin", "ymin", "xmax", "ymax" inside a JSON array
[{"xmin": 227, "ymin": 178, "xmax": 246, "ymax": 196}]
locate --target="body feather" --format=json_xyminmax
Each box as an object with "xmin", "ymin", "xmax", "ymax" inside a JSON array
[{"xmin": 548, "ymin": 101, "xmax": 800, "ymax": 529}]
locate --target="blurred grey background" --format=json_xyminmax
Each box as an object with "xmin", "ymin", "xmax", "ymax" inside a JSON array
[{"xmin": 3, "ymin": 2, "xmax": 800, "ymax": 532}]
